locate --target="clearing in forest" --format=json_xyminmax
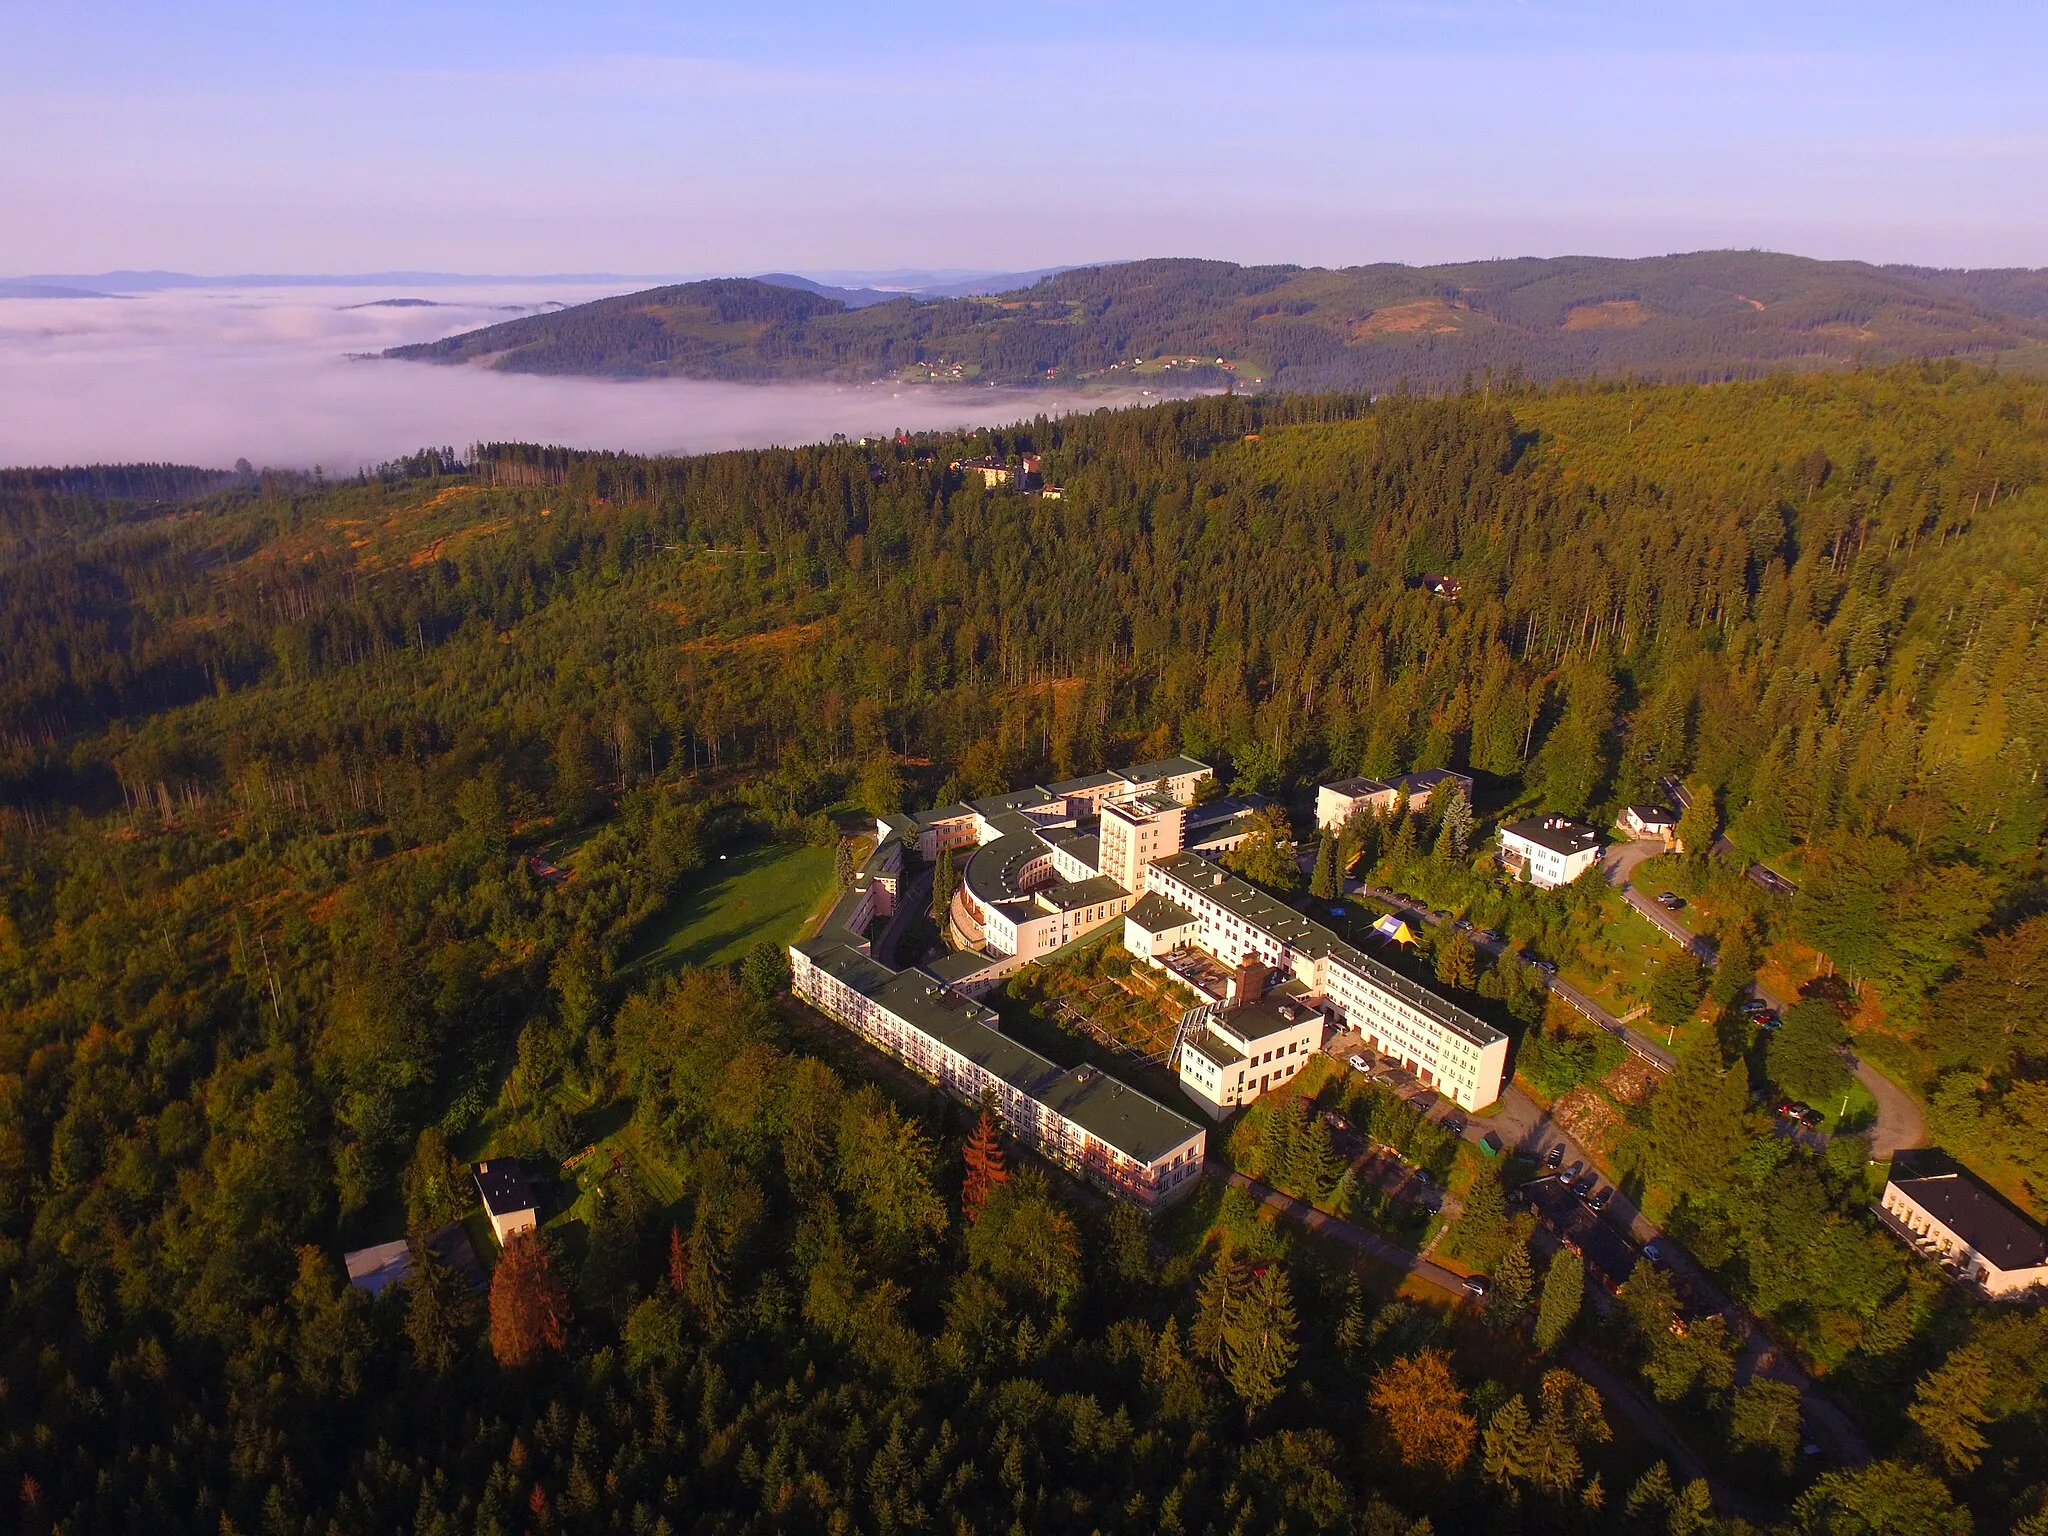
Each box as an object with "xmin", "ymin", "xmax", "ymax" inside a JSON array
[{"xmin": 621, "ymin": 841, "xmax": 836, "ymax": 975}]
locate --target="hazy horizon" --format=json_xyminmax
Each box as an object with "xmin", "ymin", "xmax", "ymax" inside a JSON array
[{"xmin": 3, "ymin": 2, "xmax": 2042, "ymax": 277}]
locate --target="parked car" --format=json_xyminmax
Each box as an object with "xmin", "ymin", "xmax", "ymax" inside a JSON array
[
  {"xmin": 1796, "ymin": 1105, "xmax": 1825, "ymax": 1128},
  {"xmin": 1546, "ymin": 1145, "xmax": 1566, "ymax": 1170},
  {"xmin": 1756, "ymin": 1010, "xmax": 1780, "ymax": 1030},
  {"xmin": 1574, "ymin": 1169, "xmax": 1599, "ymax": 1195},
  {"xmin": 1462, "ymin": 1275, "xmax": 1489, "ymax": 1298},
  {"xmin": 1590, "ymin": 1187, "xmax": 1614, "ymax": 1212},
  {"xmin": 1642, "ymin": 1242, "xmax": 1661, "ymax": 1263},
  {"xmin": 1347, "ymin": 1053, "xmax": 1371, "ymax": 1072},
  {"xmin": 1741, "ymin": 997, "xmax": 1771, "ymax": 1015},
  {"xmin": 1479, "ymin": 929, "xmax": 1504, "ymax": 946},
  {"xmin": 1444, "ymin": 1115, "xmax": 1467, "ymax": 1135},
  {"xmin": 1562, "ymin": 1161, "xmax": 1584, "ymax": 1184},
  {"xmin": 1657, "ymin": 891, "xmax": 1685, "ymax": 910}
]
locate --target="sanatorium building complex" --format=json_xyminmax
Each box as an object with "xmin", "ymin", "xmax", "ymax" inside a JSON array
[{"xmin": 791, "ymin": 756, "xmax": 1511, "ymax": 1206}]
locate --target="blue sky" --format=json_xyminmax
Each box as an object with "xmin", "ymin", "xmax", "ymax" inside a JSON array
[{"xmin": 3, "ymin": 1, "xmax": 2043, "ymax": 274}]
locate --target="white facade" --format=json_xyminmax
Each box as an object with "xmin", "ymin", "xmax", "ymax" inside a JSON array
[
  {"xmin": 1146, "ymin": 853, "xmax": 1510, "ymax": 1112},
  {"xmin": 1499, "ymin": 817, "xmax": 1603, "ymax": 889},
  {"xmin": 1880, "ymin": 1170, "xmax": 2048, "ymax": 1298},
  {"xmin": 790, "ymin": 943, "xmax": 1206, "ymax": 1207},
  {"xmin": 1179, "ymin": 984, "xmax": 1326, "ymax": 1119}
]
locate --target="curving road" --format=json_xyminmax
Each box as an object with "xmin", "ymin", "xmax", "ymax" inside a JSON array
[{"xmin": 1601, "ymin": 835, "xmax": 1926, "ymax": 1158}]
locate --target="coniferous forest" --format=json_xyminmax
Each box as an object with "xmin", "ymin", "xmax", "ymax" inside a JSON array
[{"xmin": 2, "ymin": 364, "xmax": 2047, "ymax": 1534}]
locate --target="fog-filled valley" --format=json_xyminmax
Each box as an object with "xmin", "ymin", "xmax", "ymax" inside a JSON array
[{"xmin": 0, "ymin": 283, "xmax": 1114, "ymax": 470}]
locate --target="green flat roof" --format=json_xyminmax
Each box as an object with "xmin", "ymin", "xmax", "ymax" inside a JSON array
[
  {"xmin": 1186, "ymin": 1029, "xmax": 1245, "ymax": 1068},
  {"xmin": 795, "ymin": 940, "xmax": 897, "ymax": 994},
  {"xmin": 1037, "ymin": 1066, "xmax": 1203, "ymax": 1164},
  {"xmin": 870, "ymin": 969, "xmax": 1061, "ymax": 1091},
  {"xmin": 1152, "ymin": 851, "xmax": 1504, "ymax": 1051},
  {"xmin": 1125, "ymin": 891, "xmax": 1197, "ymax": 932}
]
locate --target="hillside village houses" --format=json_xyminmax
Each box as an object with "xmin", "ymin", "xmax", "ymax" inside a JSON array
[{"xmin": 792, "ymin": 754, "xmax": 1513, "ymax": 1189}]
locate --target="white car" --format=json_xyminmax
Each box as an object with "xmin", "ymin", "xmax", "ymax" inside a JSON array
[{"xmin": 1347, "ymin": 1053, "xmax": 1371, "ymax": 1072}]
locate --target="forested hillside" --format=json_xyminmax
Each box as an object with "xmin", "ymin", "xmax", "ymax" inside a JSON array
[
  {"xmin": 386, "ymin": 252, "xmax": 2048, "ymax": 391},
  {"xmin": 2, "ymin": 367, "xmax": 2047, "ymax": 1534}
]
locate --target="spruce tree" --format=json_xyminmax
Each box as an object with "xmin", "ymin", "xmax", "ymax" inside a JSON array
[
  {"xmin": 961, "ymin": 1109, "xmax": 1008, "ymax": 1223},
  {"xmin": 1224, "ymin": 1263, "xmax": 1299, "ymax": 1416},
  {"xmin": 1192, "ymin": 1251, "xmax": 1248, "ymax": 1368},
  {"xmin": 834, "ymin": 837, "xmax": 856, "ymax": 893},
  {"xmin": 1487, "ymin": 1237, "xmax": 1536, "ymax": 1330},
  {"xmin": 1310, "ymin": 832, "xmax": 1340, "ymax": 899},
  {"xmin": 1532, "ymin": 1247, "xmax": 1584, "ymax": 1353},
  {"xmin": 930, "ymin": 843, "xmax": 956, "ymax": 925}
]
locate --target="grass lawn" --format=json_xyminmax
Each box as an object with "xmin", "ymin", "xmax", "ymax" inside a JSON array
[{"xmin": 621, "ymin": 841, "xmax": 836, "ymax": 976}]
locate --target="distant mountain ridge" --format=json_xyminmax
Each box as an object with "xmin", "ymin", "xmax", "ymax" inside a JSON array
[{"xmin": 382, "ymin": 251, "xmax": 2048, "ymax": 391}]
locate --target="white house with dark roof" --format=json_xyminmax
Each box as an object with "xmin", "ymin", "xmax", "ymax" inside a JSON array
[
  {"xmin": 1619, "ymin": 804, "xmax": 1680, "ymax": 844},
  {"xmin": 1878, "ymin": 1152, "xmax": 2048, "ymax": 1298},
  {"xmin": 474, "ymin": 1159, "xmax": 538, "ymax": 1245},
  {"xmin": 1499, "ymin": 815, "xmax": 1603, "ymax": 888}
]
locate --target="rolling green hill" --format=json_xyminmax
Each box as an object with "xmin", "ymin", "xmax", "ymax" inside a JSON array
[{"xmin": 385, "ymin": 250, "xmax": 2048, "ymax": 391}]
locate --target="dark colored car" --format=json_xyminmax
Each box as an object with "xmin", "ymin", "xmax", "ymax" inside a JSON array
[
  {"xmin": 1590, "ymin": 1187, "xmax": 1614, "ymax": 1211},
  {"xmin": 1657, "ymin": 891, "xmax": 1685, "ymax": 910},
  {"xmin": 1546, "ymin": 1145, "xmax": 1566, "ymax": 1170},
  {"xmin": 1741, "ymin": 998, "xmax": 1771, "ymax": 1015}
]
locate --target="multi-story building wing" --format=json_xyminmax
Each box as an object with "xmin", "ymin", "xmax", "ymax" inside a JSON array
[
  {"xmin": 790, "ymin": 881, "xmax": 1206, "ymax": 1207},
  {"xmin": 1145, "ymin": 851, "xmax": 1510, "ymax": 1111}
]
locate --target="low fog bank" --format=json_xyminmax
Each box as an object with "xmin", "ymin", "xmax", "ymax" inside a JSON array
[{"xmin": 0, "ymin": 284, "xmax": 1148, "ymax": 471}]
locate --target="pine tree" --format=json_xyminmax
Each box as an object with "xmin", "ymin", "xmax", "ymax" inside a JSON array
[
  {"xmin": 1223, "ymin": 1263, "xmax": 1299, "ymax": 1416},
  {"xmin": 403, "ymin": 1242, "xmax": 479, "ymax": 1375},
  {"xmin": 1648, "ymin": 1036, "xmax": 1753, "ymax": 1194},
  {"xmin": 1532, "ymin": 1247, "xmax": 1584, "ymax": 1354},
  {"xmin": 930, "ymin": 843, "xmax": 957, "ymax": 924},
  {"xmin": 1437, "ymin": 783, "xmax": 1474, "ymax": 859},
  {"xmin": 685, "ymin": 1206, "xmax": 726, "ymax": 1329},
  {"xmin": 1487, "ymin": 1238, "xmax": 1536, "ymax": 1330},
  {"xmin": 1192, "ymin": 1251, "xmax": 1248, "ymax": 1368},
  {"xmin": 1383, "ymin": 806, "xmax": 1419, "ymax": 875},
  {"xmin": 1291, "ymin": 1113, "xmax": 1344, "ymax": 1204},
  {"xmin": 489, "ymin": 1231, "xmax": 570, "ymax": 1367},
  {"xmin": 1310, "ymin": 832, "xmax": 1340, "ymax": 899},
  {"xmin": 961, "ymin": 1109, "xmax": 1008, "ymax": 1223},
  {"xmin": 834, "ymin": 838, "xmax": 856, "ymax": 893},
  {"xmin": 1481, "ymin": 1394, "xmax": 1535, "ymax": 1489},
  {"xmin": 1334, "ymin": 1275, "xmax": 1370, "ymax": 1363},
  {"xmin": 1906, "ymin": 1344, "xmax": 1994, "ymax": 1474}
]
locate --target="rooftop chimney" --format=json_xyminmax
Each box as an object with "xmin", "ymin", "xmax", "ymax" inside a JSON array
[{"xmin": 1233, "ymin": 956, "xmax": 1266, "ymax": 1006}]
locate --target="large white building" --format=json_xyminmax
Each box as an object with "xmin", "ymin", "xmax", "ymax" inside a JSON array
[
  {"xmin": 1140, "ymin": 851, "xmax": 1511, "ymax": 1113},
  {"xmin": 1878, "ymin": 1153, "xmax": 2048, "ymax": 1298},
  {"xmin": 790, "ymin": 846, "xmax": 1207, "ymax": 1207},
  {"xmin": 934, "ymin": 757, "xmax": 1246, "ymax": 995},
  {"xmin": 1499, "ymin": 815, "xmax": 1603, "ymax": 889}
]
